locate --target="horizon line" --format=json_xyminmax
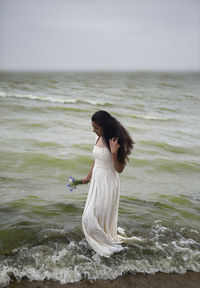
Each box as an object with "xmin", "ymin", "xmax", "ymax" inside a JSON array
[{"xmin": 0, "ymin": 68, "xmax": 200, "ymax": 73}]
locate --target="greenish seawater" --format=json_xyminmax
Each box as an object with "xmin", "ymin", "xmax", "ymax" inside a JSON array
[{"xmin": 0, "ymin": 71, "xmax": 200, "ymax": 286}]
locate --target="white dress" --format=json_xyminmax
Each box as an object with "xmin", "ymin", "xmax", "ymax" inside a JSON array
[{"xmin": 82, "ymin": 138, "xmax": 141, "ymax": 257}]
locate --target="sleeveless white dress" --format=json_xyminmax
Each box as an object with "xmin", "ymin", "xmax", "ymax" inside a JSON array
[{"xmin": 82, "ymin": 138, "xmax": 141, "ymax": 257}]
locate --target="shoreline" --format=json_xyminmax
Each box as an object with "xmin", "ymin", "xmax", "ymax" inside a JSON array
[{"xmin": 7, "ymin": 272, "xmax": 200, "ymax": 288}]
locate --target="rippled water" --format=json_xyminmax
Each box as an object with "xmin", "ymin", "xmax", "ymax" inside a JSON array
[{"xmin": 0, "ymin": 71, "xmax": 200, "ymax": 287}]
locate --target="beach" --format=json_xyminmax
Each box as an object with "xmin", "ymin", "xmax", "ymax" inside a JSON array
[{"xmin": 7, "ymin": 272, "xmax": 200, "ymax": 288}]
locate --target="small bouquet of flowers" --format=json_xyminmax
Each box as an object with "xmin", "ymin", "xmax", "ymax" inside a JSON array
[{"xmin": 67, "ymin": 177, "xmax": 83, "ymax": 191}]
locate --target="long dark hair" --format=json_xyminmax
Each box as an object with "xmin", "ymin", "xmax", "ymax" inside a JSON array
[{"xmin": 91, "ymin": 110, "xmax": 134, "ymax": 164}]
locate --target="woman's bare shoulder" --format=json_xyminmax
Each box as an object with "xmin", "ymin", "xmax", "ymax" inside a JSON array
[{"xmin": 94, "ymin": 135, "xmax": 100, "ymax": 145}]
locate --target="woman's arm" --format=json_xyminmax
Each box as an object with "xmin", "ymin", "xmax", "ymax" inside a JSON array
[
  {"xmin": 109, "ymin": 138, "xmax": 125, "ymax": 173},
  {"xmin": 82, "ymin": 160, "xmax": 95, "ymax": 183},
  {"xmin": 111, "ymin": 152, "xmax": 125, "ymax": 173}
]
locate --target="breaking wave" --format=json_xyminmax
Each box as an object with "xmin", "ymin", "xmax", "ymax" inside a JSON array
[
  {"xmin": 0, "ymin": 222, "xmax": 199, "ymax": 287},
  {"xmin": 0, "ymin": 91, "xmax": 112, "ymax": 106}
]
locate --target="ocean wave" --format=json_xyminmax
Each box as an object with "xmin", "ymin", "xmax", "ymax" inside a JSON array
[
  {"xmin": 0, "ymin": 223, "xmax": 199, "ymax": 287},
  {"xmin": 0, "ymin": 91, "xmax": 112, "ymax": 106},
  {"xmin": 131, "ymin": 114, "xmax": 171, "ymax": 121},
  {"xmin": 130, "ymin": 156, "xmax": 200, "ymax": 174},
  {"xmin": 159, "ymin": 82, "xmax": 179, "ymax": 89},
  {"xmin": 139, "ymin": 141, "xmax": 200, "ymax": 156}
]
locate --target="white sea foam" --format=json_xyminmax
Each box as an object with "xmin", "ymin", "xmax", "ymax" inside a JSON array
[
  {"xmin": 1, "ymin": 232, "xmax": 200, "ymax": 287},
  {"xmin": 0, "ymin": 91, "xmax": 6, "ymax": 97},
  {"xmin": 0, "ymin": 270, "xmax": 10, "ymax": 288},
  {"xmin": 0, "ymin": 91, "xmax": 111, "ymax": 106},
  {"xmin": 131, "ymin": 114, "xmax": 170, "ymax": 121}
]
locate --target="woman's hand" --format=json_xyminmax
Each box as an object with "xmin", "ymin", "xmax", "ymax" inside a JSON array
[
  {"xmin": 109, "ymin": 137, "xmax": 120, "ymax": 155},
  {"xmin": 82, "ymin": 176, "xmax": 90, "ymax": 184}
]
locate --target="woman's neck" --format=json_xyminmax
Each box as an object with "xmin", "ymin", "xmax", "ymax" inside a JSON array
[{"xmin": 96, "ymin": 136, "xmax": 106, "ymax": 147}]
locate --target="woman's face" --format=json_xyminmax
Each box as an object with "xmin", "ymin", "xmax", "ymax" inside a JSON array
[{"xmin": 92, "ymin": 121, "xmax": 103, "ymax": 137}]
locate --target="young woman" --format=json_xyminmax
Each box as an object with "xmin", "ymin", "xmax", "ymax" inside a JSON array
[{"xmin": 82, "ymin": 110, "xmax": 141, "ymax": 257}]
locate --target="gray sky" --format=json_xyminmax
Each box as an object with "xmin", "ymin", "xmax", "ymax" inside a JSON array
[{"xmin": 0, "ymin": 0, "xmax": 199, "ymax": 71}]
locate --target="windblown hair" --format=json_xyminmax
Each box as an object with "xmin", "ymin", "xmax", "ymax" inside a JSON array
[{"xmin": 91, "ymin": 110, "xmax": 134, "ymax": 165}]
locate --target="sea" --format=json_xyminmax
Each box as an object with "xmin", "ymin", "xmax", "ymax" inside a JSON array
[{"xmin": 0, "ymin": 71, "xmax": 200, "ymax": 287}]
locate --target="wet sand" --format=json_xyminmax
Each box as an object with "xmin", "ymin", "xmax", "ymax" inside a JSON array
[{"xmin": 8, "ymin": 272, "xmax": 200, "ymax": 288}]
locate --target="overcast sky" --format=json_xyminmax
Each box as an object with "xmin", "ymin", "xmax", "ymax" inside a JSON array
[{"xmin": 0, "ymin": 0, "xmax": 199, "ymax": 71}]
